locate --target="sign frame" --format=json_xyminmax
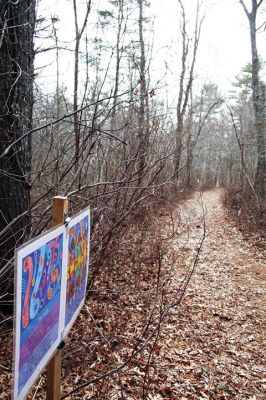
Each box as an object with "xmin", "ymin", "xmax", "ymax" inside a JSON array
[
  {"xmin": 13, "ymin": 224, "xmax": 67, "ymax": 400},
  {"xmin": 12, "ymin": 204, "xmax": 91, "ymax": 399}
]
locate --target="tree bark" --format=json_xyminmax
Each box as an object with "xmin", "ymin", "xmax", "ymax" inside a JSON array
[
  {"xmin": 254, "ymin": 83, "xmax": 266, "ymax": 198},
  {"xmin": 0, "ymin": 0, "xmax": 36, "ymax": 312},
  {"xmin": 137, "ymin": 0, "xmax": 150, "ymax": 183},
  {"xmin": 111, "ymin": 0, "xmax": 125, "ymax": 133},
  {"xmin": 240, "ymin": 0, "xmax": 266, "ymax": 198}
]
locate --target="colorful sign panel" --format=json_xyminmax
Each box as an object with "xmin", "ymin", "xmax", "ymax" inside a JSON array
[
  {"xmin": 13, "ymin": 225, "xmax": 66, "ymax": 400},
  {"xmin": 64, "ymin": 208, "xmax": 90, "ymax": 335},
  {"xmin": 13, "ymin": 207, "xmax": 90, "ymax": 400}
]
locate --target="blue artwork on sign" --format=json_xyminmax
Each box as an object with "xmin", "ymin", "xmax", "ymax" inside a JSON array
[{"xmin": 18, "ymin": 233, "xmax": 63, "ymax": 396}]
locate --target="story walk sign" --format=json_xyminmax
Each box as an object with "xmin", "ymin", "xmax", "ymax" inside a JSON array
[{"xmin": 13, "ymin": 196, "xmax": 90, "ymax": 400}]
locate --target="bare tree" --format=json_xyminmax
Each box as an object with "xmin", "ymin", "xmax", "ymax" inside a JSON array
[
  {"xmin": 73, "ymin": 0, "xmax": 92, "ymax": 170},
  {"xmin": 239, "ymin": 0, "xmax": 266, "ymax": 199},
  {"xmin": 110, "ymin": 0, "xmax": 128, "ymax": 132},
  {"xmin": 137, "ymin": 0, "xmax": 150, "ymax": 182},
  {"xmin": 175, "ymin": 0, "xmax": 202, "ymax": 184}
]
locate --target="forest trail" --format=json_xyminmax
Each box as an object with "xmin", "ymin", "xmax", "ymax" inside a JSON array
[
  {"xmin": 0, "ymin": 190, "xmax": 265, "ymax": 399},
  {"xmin": 156, "ymin": 189, "xmax": 266, "ymax": 398}
]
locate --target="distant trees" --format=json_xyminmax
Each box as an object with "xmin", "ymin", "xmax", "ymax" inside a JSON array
[
  {"xmin": 185, "ymin": 83, "xmax": 223, "ymax": 188},
  {"xmin": 183, "ymin": 0, "xmax": 266, "ymax": 198},
  {"xmin": 0, "ymin": 0, "xmax": 36, "ymax": 312}
]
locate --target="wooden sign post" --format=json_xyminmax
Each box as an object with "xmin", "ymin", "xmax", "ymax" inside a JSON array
[{"xmin": 46, "ymin": 196, "xmax": 68, "ymax": 400}]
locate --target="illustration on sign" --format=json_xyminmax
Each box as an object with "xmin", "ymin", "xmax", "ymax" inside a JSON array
[
  {"xmin": 13, "ymin": 206, "xmax": 90, "ymax": 399},
  {"xmin": 13, "ymin": 226, "xmax": 65, "ymax": 400},
  {"xmin": 64, "ymin": 209, "xmax": 90, "ymax": 334}
]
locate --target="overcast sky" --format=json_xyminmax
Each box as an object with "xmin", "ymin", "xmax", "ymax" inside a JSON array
[
  {"xmin": 152, "ymin": 0, "xmax": 265, "ymax": 95},
  {"xmin": 35, "ymin": 0, "xmax": 266, "ymax": 99}
]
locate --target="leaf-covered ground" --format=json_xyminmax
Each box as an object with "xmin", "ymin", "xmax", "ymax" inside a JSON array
[{"xmin": 0, "ymin": 189, "xmax": 265, "ymax": 399}]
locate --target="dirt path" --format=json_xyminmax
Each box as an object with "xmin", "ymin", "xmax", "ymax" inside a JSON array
[{"xmin": 156, "ymin": 189, "xmax": 266, "ymax": 399}]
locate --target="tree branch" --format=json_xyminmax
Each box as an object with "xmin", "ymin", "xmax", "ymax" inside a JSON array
[{"xmin": 239, "ymin": 0, "xmax": 250, "ymax": 17}]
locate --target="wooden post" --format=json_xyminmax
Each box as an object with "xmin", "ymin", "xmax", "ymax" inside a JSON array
[
  {"xmin": 51, "ymin": 196, "xmax": 69, "ymax": 229},
  {"xmin": 46, "ymin": 196, "xmax": 68, "ymax": 400}
]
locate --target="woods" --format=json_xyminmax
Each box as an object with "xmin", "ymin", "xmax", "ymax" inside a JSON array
[{"xmin": 0, "ymin": 0, "xmax": 265, "ymax": 398}]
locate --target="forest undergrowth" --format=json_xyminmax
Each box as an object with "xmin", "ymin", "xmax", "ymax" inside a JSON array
[
  {"xmin": 0, "ymin": 189, "xmax": 191, "ymax": 399},
  {"xmin": 223, "ymin": 187, "xmax": 266, "ymax": 244}
]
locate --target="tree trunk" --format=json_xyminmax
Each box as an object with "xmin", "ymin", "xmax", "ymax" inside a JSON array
[
  {"xmin": 72, "ymin": 0, "xmax": 92, "ymax": 173},
  {"xmin": 186, "ymin": 129, "xmax": 193, "ymax": 188},
  {"xmin": 111, "ymin": 0, "xmax": 125, "ymax": 133},
  {"xmin": 240, "ymin": 0, "xmax": 266, "ymax": 199},
  {"xmin": 137, "ymin": 0, "xmax": 149, "ymax": 182},
  {"xmin": 254, "ymin": 83, "xmax": 266, "ymax": 198},
  {"xmin": 0, "ymin": 0, "xmax": 36, "ymax": 313},
  {"xmin": 175, "ymin": 0, "xmax": 201, "ymax": 185}
]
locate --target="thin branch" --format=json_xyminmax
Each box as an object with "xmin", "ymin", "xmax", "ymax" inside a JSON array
[
  {"xmin": 239, "ymin": 0, "xmax": 250, "ymax": 17},
  {"xmin": 0, "ymin": 88, "xmax": 136, "ymax": 159}
]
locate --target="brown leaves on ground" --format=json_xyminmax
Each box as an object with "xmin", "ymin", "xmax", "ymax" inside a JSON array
[{"xmin": 0, "ymin": 189, "xmax": 265, "ymax": 399}]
